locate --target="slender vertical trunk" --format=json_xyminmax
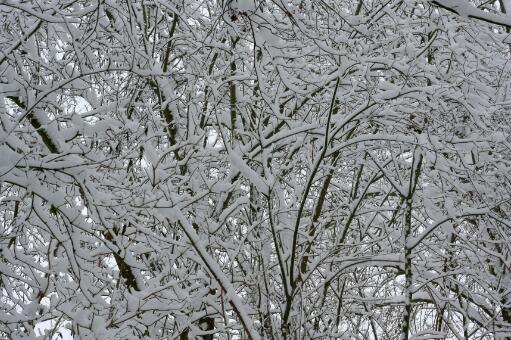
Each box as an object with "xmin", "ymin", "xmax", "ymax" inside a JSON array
[
  {"xmin": 402, "ymin": 151, "xmax": 422, "ymax": 340},
  {"xmin": 402, "ymin": 197, "xmax": 413, "ymax": 340}
]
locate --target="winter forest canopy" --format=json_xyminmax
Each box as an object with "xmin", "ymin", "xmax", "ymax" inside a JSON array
[{"xmin": 1, "ymin": 0, "xmax": 511, "ymax": 339}]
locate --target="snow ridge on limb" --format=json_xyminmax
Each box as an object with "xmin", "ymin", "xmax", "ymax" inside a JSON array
[
  {"xmin": 159, "ymin": 207, "xmax": 261, "ymax": 340},
  {"xmin": 430, "ymin": 0, "xmax": 511, "ymax": 28}
]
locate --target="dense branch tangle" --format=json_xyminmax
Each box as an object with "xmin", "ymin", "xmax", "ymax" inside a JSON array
[{"xmin": 0, "ymin": 0, "xmax": 510, "ymax": 339}]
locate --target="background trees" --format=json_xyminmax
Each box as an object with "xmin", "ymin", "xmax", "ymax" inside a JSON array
[{"xmin": 0, "ymin": 0, "xmax": 510, "ymax": 339}]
